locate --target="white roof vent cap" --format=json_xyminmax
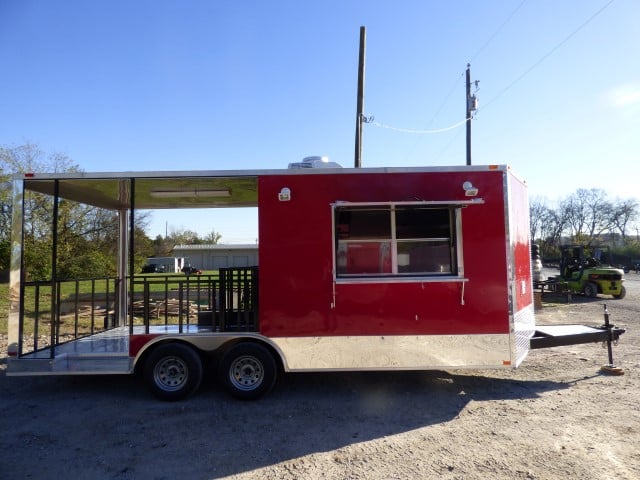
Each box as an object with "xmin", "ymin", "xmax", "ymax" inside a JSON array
[{"xmin": 288, "ymin": 155, "xmax": 342, "ymax": 169}]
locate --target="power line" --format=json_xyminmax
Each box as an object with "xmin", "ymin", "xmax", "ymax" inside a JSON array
[
  {"xmin": 366, "ymin": 117, "xmax": 468, "ymax": 135},
  {"xmin": 411, "ymin": 0, "xmax": 527, "ymax": 134},
  {"xmin": 434, "ymin": 128, "xmax": 465, "ymax": 163},
  {"xmin": 401, "ymin": 0, "xmax": 525, "ymax": 141},
  {"xmin": 368, "ymin": 0, "xmax": 615, "ymax": 135},
  {"xmin": 424, "ymin": 72, "xmax": 465, "ymax": 129},
  {"xmin": 479, "ymin": 0, "xmax": 616, "ymax": 113},
  {"xmin": 362, "ymin": 1, "xmax": 526, "ymax": 140},
  {"xmin": 468, "ymin": 0, "xmax": 528, "ymax": 64},
  {"xmin": 400, "ymin": 71, "xmax": 466, "ymax": 161}
]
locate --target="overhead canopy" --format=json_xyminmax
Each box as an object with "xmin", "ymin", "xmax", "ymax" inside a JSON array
[{"xmin": 23, "ymin": 175, "xmax": 259, "ymax": 210}]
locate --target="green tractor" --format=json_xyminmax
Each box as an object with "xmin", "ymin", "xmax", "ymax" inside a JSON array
[{"xmin": 558, "ymin": 245, "xmax": 626, "ymax": 299}]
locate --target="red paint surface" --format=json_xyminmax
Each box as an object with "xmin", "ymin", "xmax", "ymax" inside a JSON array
[
  {"xmin": 258, "ymin": 169, "xmax": 527, "ymax": 338},
  {"xmin": 129, "ymin": 334, "xmax": 160, "ymax": 356},
  {"xmin": 509, "ymin": 174, "xmax": 534, "ymax": 312}
]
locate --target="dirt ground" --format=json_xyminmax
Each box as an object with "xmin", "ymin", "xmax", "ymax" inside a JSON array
[{"xmin": 1, "ymin": 272, "xmax": 639, "ymax": 480}]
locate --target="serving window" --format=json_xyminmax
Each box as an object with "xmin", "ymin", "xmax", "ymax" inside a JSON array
[{"xmin": 334, "ymin": 203, "xmax": 460, "ymax": 278}]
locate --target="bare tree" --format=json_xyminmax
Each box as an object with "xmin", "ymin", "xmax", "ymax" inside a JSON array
[
  {"xmin": 582, "ymin": 189, "xmax": 614, "ymax": 242},
  {"xmin": 561, "ymin": 188, "xmax": 613, "ymax": 246},
  {"xmin": 542, "ymin": 205, "xmax": 569, "ymax": 254},
  {"xmin": 610, "ymin": 198, "xmax": 638, "ymax": 245},
  {"xmin": 529, "ymin": 196, "xmax": 546, "ymax": 243}
]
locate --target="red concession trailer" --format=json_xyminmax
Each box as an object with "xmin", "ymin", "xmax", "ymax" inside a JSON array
[{"xmin": 5, "ymin": 164, "xmax": 624, "ymax": 400}]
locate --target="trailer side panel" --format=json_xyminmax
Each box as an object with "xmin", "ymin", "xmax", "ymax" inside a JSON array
[{"xmin": 258, "ymin": 168, "xmax": 518, "ymax": 368}]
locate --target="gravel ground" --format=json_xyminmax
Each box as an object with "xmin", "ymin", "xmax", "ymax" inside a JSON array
[{"xmin": 1, "ymin": 272, "xmax": 638, "ymax": 480}]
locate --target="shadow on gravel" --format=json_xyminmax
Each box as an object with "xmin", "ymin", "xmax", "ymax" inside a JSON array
[{"xmin": 0, "ymin": 369, "xmax": 569, "ymax": 479}]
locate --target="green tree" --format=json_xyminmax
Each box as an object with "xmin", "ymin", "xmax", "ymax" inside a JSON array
[
  {"xmin": 1, "ymin": 143, "xmax": 154, "ymax": 281},
  {"xmin": 0, "ymin": 144, "xmax": 79, "ymax": 277},
  {"xmin": 199, "ymin": 229, "xmax": 222, "ymax": 244},
  {"xmin": 152, "ymin": 227, "xmax": 221, "ymax": 257}
]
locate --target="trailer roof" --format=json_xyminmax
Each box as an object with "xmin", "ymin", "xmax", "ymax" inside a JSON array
[
  {"xmin": 17, "ymin": 165, "xmax": 509, "ymax": 210},
  {"xmin": 22, "ymin": 174, "xmax": 259, "ymax": 209}
]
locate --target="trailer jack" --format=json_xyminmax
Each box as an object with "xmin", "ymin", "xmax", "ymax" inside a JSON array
[{"xmin": 599, "ymin": 304, "xmax": 625, "ymax": 376}]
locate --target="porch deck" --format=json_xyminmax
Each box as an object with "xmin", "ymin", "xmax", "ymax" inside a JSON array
[{"xmin": 7, "ymin": 324, "xmax": 216, "ymax": 375}]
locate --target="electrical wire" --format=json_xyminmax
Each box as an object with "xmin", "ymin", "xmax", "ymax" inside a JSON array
[
  {"xmin": 366, "ymin": 0, "xmax": 614, "ymax": 136},
  {"xmin": 478, "ymin": 0, "xmax": 616, "ymax": 113},
  {"xmin": 468, "ymin": 0, "xmax": 528, "ymax": 64},
  {"xmin": 364, "ymin": 0, "xmax": 525, "ymax": 140},
  {"xmin": 424, "ymin": 72, "xmax": 466, "ymax": 129},
  {"xmin": 400, "ymin": 72, "xmax": 466, "ymax": 161},
  {"xmin": 366, "ymin": 117, "xmax": 469, "ymax": 135},
  {"xmin": 433, "ymin": 128, "xmax": 465, "ymax": 163}
]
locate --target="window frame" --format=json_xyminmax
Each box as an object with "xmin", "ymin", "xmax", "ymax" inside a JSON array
[{"xmin": 332, "ymin": 200, "xmax": 480, "ymax": 284}]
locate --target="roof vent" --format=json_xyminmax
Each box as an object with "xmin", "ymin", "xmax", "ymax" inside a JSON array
[{"xmin": 288, "ymin": 156, "xmax": 342, "ymax": 169}]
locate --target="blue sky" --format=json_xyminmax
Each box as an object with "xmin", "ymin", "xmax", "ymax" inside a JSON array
[{"xmin": 1, "ymin": 0, "xmax": 638, "ymax": 242}]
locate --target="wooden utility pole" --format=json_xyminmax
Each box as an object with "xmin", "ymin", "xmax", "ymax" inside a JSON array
[
  {"xmin": 466, "ymin": 63, "xmax": 472, "ymax": 166},
  {"xmin": 354, "ymin": 26, "xmax": 366, "ymax": 168}
]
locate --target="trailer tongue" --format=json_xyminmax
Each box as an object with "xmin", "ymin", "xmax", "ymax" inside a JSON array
[
  {"xmin": 531, "ymin": 304, "xmax": 626, "ymax": 374},
  {"xmin": 531, "ymin": 324, "xmax": 625, "ymax": 349}
]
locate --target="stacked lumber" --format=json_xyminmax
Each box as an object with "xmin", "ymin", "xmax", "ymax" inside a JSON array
[{"xmin": 130, "ymin": 299, "xmax": 199, "ymax": 318}]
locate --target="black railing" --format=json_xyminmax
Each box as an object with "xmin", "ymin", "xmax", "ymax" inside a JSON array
[
  {"xmin": 132, "ymin": 274, "xmax": 220, "ymax": 332},
  {"xmin": 20, "ymin": 277, "xmax": 118, "ymax": 357},
  {"xmin": 133, "ymin": 267, "xmax": 259, "ymax": 333},
  {"xmin": 18, "ymin": 268, "xmax": 259, "ymax": 357},
  {"xmin": 219, "ymin": 266, "xmax": 259, "ymax": 332}
]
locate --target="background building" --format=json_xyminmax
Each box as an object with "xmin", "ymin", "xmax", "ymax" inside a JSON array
[{"xmin": 172, "ymin": 244, "xmax": 259, "ymax": 270}]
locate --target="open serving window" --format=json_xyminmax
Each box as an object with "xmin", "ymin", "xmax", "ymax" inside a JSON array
[{"xmin": 332, "ymin": 200, "xmax": 482, "ymax": 282}]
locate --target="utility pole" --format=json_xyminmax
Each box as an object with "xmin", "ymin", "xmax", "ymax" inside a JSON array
[
  {"xmin": 465, "ymin": 63, "xmax": 479, "ymax": 166},
  {"xmin": 354, "ymin": 26, "xmax": 366, "ymax": 168},
  {"xmin": 465, "ymin": 64, "xmax": 472, "ymax": 166}
]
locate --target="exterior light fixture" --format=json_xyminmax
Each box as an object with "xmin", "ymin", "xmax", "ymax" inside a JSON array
[
  {"xmin": 462, "ymin": 181, "xmax": 478, "ymax": 197},
  {"xmin": 278, "ymin": 187, "xmax": 291, "ymax": 201},
  {"xmin": 150, "ymin": 188, "xmax": 231, "ymax": 198}
]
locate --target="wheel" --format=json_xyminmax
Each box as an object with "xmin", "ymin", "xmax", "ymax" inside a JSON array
[
  {"xmin": 219, "ymin": 343, "xmax": 277, "ymax": 400},
  {"xmin": 144, "ymin": 343, "xmax": 203, "ymax": 401},
  {"xmin": 613, "ymin": 285, "xmax": 626, "ymax": 299},
  {"xmin": 583, "ymin": 282, "xmax": 598, "ymax": 298}
]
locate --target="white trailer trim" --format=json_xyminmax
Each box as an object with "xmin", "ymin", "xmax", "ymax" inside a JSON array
[{"xmin": 272, "ymin": 334, "xmax": 514, "ymax": 371}]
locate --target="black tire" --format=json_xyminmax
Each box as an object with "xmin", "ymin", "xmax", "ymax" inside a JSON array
[
  {"xmin": 583, "ymin": 282, "xmax": 599, "ymax": 298},
  {"xmin": 144, "ymin": 343, "xmax": 203, "ymax": 401},
  {"xmin": 613, "ymin": 285, "xmax": 626, "ymax": 299},
  {"xmin": 219, "ymin": 342, "xmax": 277, "ymax": 400}
]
